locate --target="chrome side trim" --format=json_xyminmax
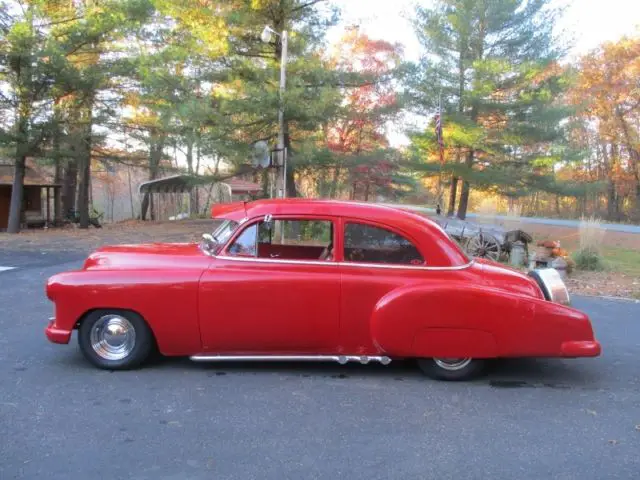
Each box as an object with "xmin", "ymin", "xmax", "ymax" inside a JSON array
[
  {"xmin": 337, "ymin": 260, "xmax": 475, "ymax": 271},
  {"xmin": 214, "ymin": 254, "xmax": 474, "ymax": 271},
  {"xmin": 190, "ymin": 355, "xmax": 392, "ymax": 365},
  {"xmin": 215, "ymin": 255, "xmax": 339, "ymax": 267}
]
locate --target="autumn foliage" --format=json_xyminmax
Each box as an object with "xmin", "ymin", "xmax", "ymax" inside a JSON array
[
  {"xmin": 325, "ymin": 28, "xmax": 402, "ymax": 200},
  {"xmin": 566, "ymin": 37, "xmax": 640, "ymax": 221}
]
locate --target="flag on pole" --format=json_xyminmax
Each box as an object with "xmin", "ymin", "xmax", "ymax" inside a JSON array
[{"xmin": 435, "ymin": 101, "xmax": 445, "ymax": 165}]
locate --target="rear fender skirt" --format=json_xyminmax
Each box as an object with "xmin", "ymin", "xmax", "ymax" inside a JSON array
[
  {"xmin": 370, "ymin": 283, "xmax": 534, "ymax": 357},
  {"xmin": 412, "ymin": 328, "xmax": 498, "ymax": 358}
]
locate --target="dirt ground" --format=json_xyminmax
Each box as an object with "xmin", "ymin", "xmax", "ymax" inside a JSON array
[
  {"xmin": 1, "ymin": 217, "xmax": 639, "ymax": 299},
  {"xmin": 0, "ymin": 219, "xmax": 211, "ymax": 253}
]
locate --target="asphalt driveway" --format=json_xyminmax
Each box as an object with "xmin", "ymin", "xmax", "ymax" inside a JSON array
[{"xmin": 0, "ymin": 251, "xmax": 638, "ymax": 480}]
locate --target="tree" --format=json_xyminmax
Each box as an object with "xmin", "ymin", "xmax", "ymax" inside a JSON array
[
  {"xmin": 0, "ymin": 1, "xmax": 70, "ymax": 232},
  {"xmin": 410, "ymin": 0, "xmax": 570, "ymax": 219},
  {"xmin": 218, "ymin": 0, "xmax": 342, "ymax": 197},
  {"xmin": 568, "ymin": 37, "xmax": 640, "ymax": 221},
  {"xmin": 324, "ymin": 27, "xmax": 406, "ymax": 201},
  {"xmin": 0, "ymin": 0, "xmax": 153, "ymax": 231}
]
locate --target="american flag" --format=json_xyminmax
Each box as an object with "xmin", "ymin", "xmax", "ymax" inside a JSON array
[
  {"xmin": 435, "ymin": 112, "xmax": 443, "ymax": 147},
  {"xmin": 435, "ymin": 104, "xmax": 444, "ymax": 164}
]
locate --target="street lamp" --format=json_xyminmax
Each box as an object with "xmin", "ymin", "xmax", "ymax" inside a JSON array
[{"xmin": 261, "ymin": 25, "xmax": 288, "ymax": 198}]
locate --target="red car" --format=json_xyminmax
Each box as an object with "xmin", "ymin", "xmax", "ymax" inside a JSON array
[{"xmin": 45, "ymin": 199, "xmax": 601, "ymax": 380}]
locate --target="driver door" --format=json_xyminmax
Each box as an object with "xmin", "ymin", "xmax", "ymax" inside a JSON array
[{"xmin": 198, "ymin": 215, "xmax": 341, "ymax": 353}]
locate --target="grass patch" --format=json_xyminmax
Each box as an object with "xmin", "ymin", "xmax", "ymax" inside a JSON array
[{"xmin": 602, "ymin": 247, "xmax": 640, "ymax": 276}]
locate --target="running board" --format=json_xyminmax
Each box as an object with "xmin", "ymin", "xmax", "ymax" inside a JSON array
[{"xmin": 189, "ymin": 355, "xmax": 392, "ymax": 365}]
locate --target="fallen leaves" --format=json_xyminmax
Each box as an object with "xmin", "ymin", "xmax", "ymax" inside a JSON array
[{"xmin": 566, "ymin": 271, "xmax": 640, "ymax": 299}]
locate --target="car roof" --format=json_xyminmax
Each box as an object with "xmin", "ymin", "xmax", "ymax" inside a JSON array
[
  {"xmin": 213, "ymin": 198, "xmax": 425, "ymax": 223},
  {"xmin": 211, "ymin": 198, "xmax": 470, "ymax": 267}
]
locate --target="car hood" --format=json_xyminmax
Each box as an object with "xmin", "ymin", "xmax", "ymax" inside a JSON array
[
  {"xmin": 82, "ymin": 243, "xmax": 209, "ymax": 270},
  {"xmin": 471, "ymin": 258, "xmax": 545, "ymax": 300}
]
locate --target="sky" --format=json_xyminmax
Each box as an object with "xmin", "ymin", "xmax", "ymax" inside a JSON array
[
  {"xmin": 330, "ymin": 0, "xmax": 640, "ymax": 59},
  {"xmin": 329, "ymin": 0, "xmax": 640, "ymax": 146}
]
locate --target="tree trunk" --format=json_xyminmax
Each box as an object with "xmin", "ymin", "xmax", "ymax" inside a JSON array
[
  {"xmin": 7, "ymin": 156, "xmax": 26, "ymax": 233},
  {"xmin": 7, "ymin": 57, "xmax": 31, "ymax": 233},
  {"xmin": 7, "ymin": 111, "xmax": 28, "ymax": 232},
  {"xmin": 456, "ymin": 149, "xmax": 474, "ymax": 219},
  {"xmin": 447, "ymin": 44, "xmax": 466, "ymax": 218},
  {"xmin": 141, "ymin": 138, "xmax": 163, "ymax": 221},
  {"xmin": 447, "ymin": 176, "xmax": 458, "ymax": 217},
  {"xmin": 604, "ymin": 143, "xmax": 620, "ymax": 221},
  {"xmin": 127, "ymin": 165, "xmax": 135, "ymax": 218},
  {"xmin": 62, "ymin": 161, "xmax": 77, "ymax": 216},
  {"xmin": 53, "ymin": 155, "xmax": 63, "ymax": 225},
  {"xmin": 53, "ymin": 99, "xmax": 63, "ymax": 224},
  {"xmin": 76, "ymin": 111, "xmax": 93, "ymax": 229},
  {"xmin": 455, "ymin": 7, "xmax": 485, "ymax": 222},
  {"xmin": 284, "ymin": 130, "xmax": 296, "ymax": 198},
  {"xmin": 615, "ymin": 109, "xmax": 640, "ymax": 220},
  {"xmin": 186, "ymin": 136, "xmax": 195, "ymax": 215}
]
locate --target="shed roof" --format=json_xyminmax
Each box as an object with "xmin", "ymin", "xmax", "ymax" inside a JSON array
[
  {"xmin": 138, "ymin": 173, "xmax": 262, "ymax": 194},
  {"xmin": 0, "ymin": 163, "xmax": 61, "ymax": 187}
]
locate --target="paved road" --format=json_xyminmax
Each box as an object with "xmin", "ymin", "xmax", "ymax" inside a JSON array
[
  {"xmin": 382, "ymin": 204, "xmax": 640, "ymax": 234},
  {"xmin": 1, "ymin": 250, "xmax": 639, "ymax": 480}
]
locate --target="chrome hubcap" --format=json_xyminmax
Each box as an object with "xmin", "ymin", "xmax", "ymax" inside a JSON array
[
  {"xmin": 433, "ymin": 357, "xmax": 472, "ymax": 371},
  {"xmin": 90, "ymin": 315, "xmax": 136, "ymax": 361}
]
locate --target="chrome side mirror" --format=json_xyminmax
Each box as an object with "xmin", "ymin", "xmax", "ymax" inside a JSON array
[{"xmin": 202, "ymin": 233, "xmax": 216, "ymax": 251}]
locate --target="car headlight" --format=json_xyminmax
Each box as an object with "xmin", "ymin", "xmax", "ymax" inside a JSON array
[{"xmin": 528, "ymin": 268, "xmax": 571, "ymax": 305}]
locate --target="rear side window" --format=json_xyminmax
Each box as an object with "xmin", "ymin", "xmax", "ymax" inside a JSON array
[{"xmin": 343, "ymin": 223, "xmax": 424, "ymax": 265}]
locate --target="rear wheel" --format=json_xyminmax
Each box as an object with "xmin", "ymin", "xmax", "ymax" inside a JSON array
[
  {"xmin": 78, "ymin": 309, "xmax": 153, "ymax": 370},
  {"xmin": 417, "ymin": 357, "xmax": 487, "ymax": 381}
]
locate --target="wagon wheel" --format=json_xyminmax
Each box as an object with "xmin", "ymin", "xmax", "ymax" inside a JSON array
[{"xmin": 465, "ymin": 232, "xmax": 502, "ymax": 261}]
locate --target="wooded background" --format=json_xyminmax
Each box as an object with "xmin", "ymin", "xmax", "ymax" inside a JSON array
[{"xmin": 1, "ymin": 0, "xmax": 638, "ymax": 232}]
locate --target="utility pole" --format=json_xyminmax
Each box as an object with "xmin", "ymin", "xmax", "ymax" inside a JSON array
[{"xmin": 262, "ymin": 26, "xmax": 288, "ymax": 198}]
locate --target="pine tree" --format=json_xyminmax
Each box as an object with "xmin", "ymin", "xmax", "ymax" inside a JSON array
[{"xmin": 410, "ymin": 0, "xmax": 571, "ymax": 219}]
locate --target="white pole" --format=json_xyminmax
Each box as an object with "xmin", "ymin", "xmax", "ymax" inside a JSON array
[{"xmin": 278, "ymin": 31, "xmax": 288, "ymax": 198}]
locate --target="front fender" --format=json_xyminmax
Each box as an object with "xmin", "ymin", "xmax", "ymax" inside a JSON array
[{"xmin": 46, "ymin": 269, "xmax": 203, "ymax": 355}]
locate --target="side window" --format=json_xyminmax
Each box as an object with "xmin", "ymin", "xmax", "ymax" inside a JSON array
[
  {"xmin": 343, "ymin": 223, "xmax": 424, "ymax": 265},
  {"xmin": 227, "ymin": 218, "xmax": 334, "ymax": 261},
  {"xmin": 227, "ymin": 224, "xmax": 257, "ymax": 257},
  {"xmin": 259, "ymin": 219, "xmax": 334, "ymax": 261}
]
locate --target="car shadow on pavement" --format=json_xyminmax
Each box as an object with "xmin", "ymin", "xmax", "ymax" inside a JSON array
[
  {"xmin": 143, "ymin": 355, "xmax": 603, "ymax": 389},
  {"xmin": 53, "ymin": 347, "xmax": 603, "ymax": 389}
]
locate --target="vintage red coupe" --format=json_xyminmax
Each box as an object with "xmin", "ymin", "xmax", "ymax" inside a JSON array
[{"xmin": 45, "ymin": 199, "xmax": 601, "ymax": 380}]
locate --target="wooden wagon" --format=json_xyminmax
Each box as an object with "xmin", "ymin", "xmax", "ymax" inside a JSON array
[{"xmin": 432, "ymin": 217, "xmax": 532, "ymax": 262}]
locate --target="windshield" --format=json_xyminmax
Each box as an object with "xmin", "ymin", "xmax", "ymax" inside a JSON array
[{"xmin": 211, "ymin": 219, "xmax": 239, "ymax": 247}]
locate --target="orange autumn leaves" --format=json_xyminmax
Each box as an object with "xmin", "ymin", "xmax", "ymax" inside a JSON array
[{"xmin": 567, "ymin": 36, "xmax": 640, "ymax": 220}]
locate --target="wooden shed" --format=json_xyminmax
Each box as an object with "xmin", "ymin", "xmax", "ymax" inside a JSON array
[{"xmin": 0, "ymin": 163, "xmax": 61, "ymax": 231}]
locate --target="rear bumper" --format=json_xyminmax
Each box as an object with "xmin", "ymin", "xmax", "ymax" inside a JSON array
[
  {"xmin": 561, "ymin": 340, "xmax": 601, "ymax": 357},
  {"xmin": 45, "ymin": 318, "xmax": 72, "ymax": 344}
]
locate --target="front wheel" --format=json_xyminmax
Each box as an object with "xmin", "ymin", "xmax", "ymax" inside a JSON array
[
  {"xmin": 78, "ymin": 309, "xmax": 154, "ymax": 370},
  {"xmin": 417, "ymin": 357, "xmax": 487, "ymax": 381}
]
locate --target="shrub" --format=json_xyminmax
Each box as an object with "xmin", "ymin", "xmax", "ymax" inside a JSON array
[
  {"xmin": 573, "ymin": 248, "xmax": 605, "ymax": 271},
  {"xmin": 573, "ymin": 216, "xmax": 605, "ymax": 271}
]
